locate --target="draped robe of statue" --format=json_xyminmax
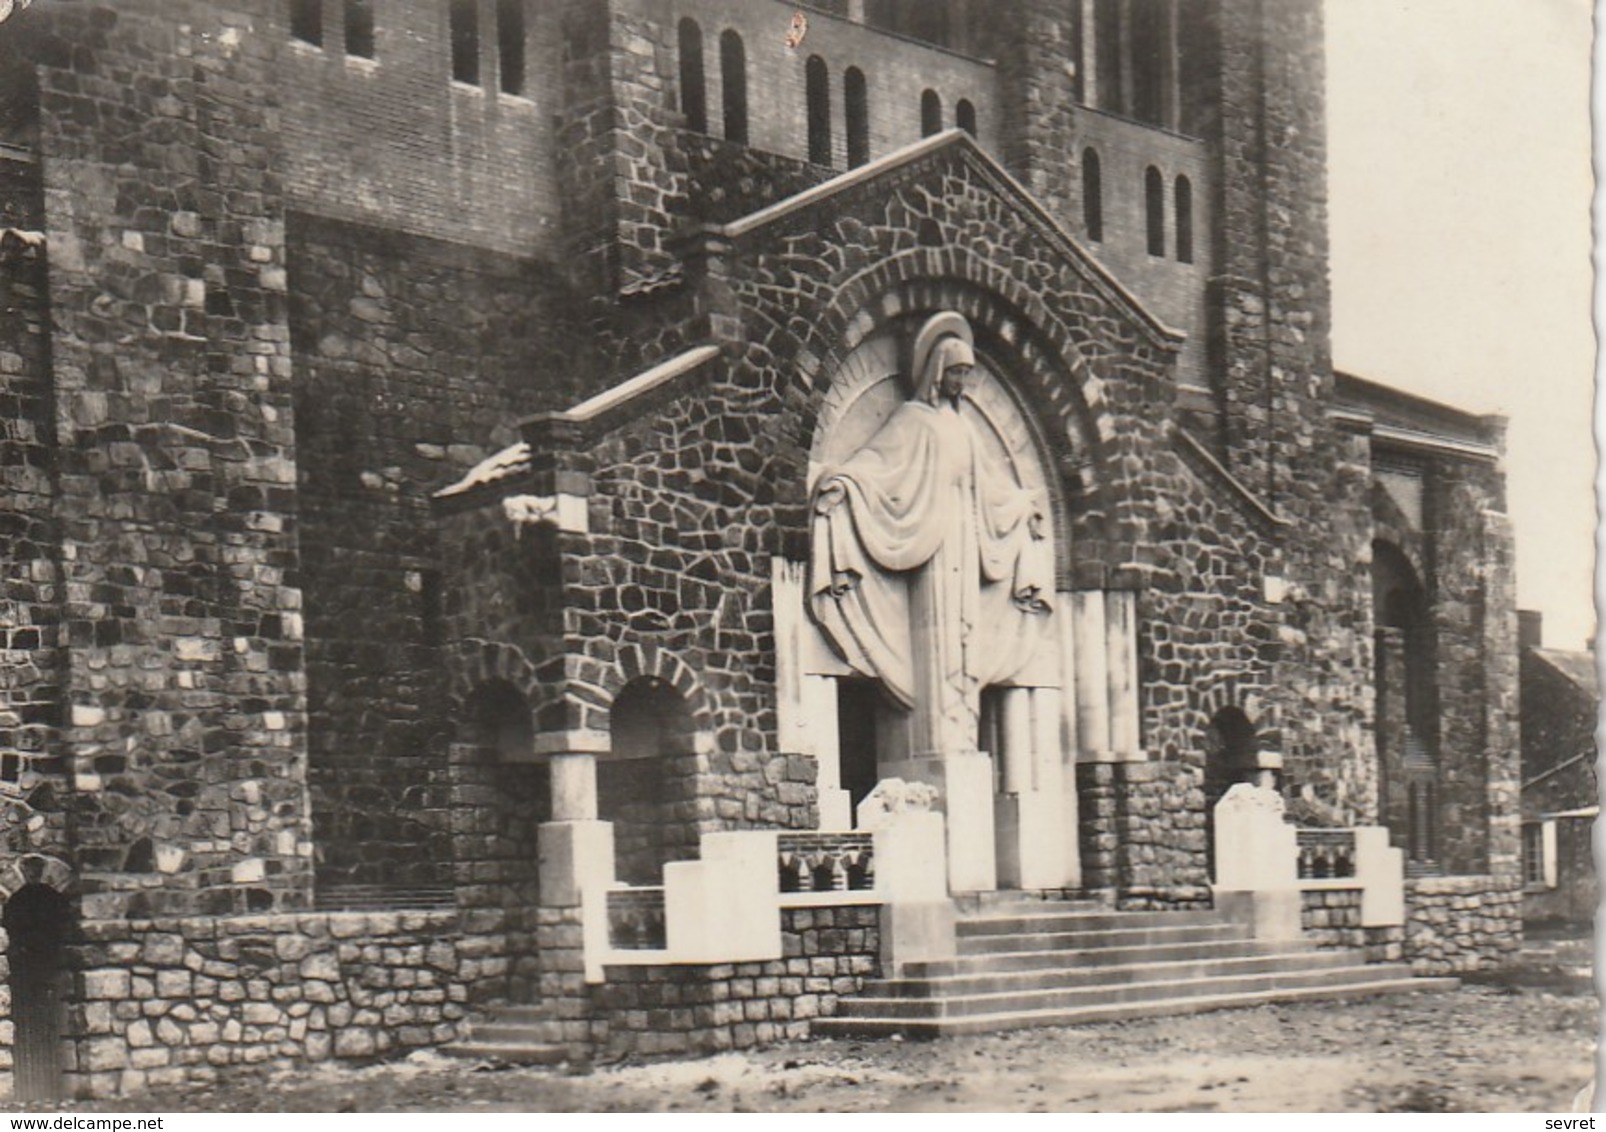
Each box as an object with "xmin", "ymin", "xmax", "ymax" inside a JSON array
[{"xmin": 809, "ymin": 313, "xmax": 1054, "ymax": 758}]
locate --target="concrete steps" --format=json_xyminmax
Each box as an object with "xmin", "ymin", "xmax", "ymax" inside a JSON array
[
  {"xmin": 443, "ymin": 1004, "xmax": 572, "ymax": 1066},
  {"xmin": 814, "ymin": 897, "xmax": 1456, "ymax": 1039}
]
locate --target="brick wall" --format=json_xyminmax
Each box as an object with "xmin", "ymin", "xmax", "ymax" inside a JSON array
[
  {"xmin": 651, "ymin": 0, "xmax": 998, "ymax": 168},
  {"xmin": 275, "ymin": 0, "xmax": 566, "ymax": 258}
]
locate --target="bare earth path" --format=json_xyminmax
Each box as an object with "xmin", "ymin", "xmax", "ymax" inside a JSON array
[{"xmin": 24, "ymin": 934, "xmax": 1598, "ymax": 1114}]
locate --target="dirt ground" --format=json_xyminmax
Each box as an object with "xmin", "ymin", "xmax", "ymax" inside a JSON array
[{"xmin": 28, "ymin": 931, "xmax": 1601, "ymax": 1114}]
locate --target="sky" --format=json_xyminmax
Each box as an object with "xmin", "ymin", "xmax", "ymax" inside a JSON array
[{"xmin": 1324, "ymin": 0, "xmax": 1597, "ymax": 651}]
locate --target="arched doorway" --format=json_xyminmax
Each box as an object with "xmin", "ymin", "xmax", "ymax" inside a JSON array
[
  {"xmin": 1203, "ymin": 706, "xmax": 1260, "ymax": 880},
  {"xmin": 5, "ymin": 883, "xmax": 71, "ymax": 1102},
  {"xmin": 601, "ymin": 677, "xmax": 697, "ymax": 885},
  {"xmin": 1372, "ymin": 540, "xmax": 1438, "ymax": 868}
]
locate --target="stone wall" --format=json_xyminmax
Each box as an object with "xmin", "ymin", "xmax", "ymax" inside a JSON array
[
  {"xmin": 287, "ymin": 213, "xmax": 589, "ymax": 894},
  {"xmin": 1078, "ymin": 761, "xmax": 1209, "ymax": 907},
  {"xmin": 592, "ymin": 904, "xmax": 879, "ymax": 1056},
  {"xmin": 1404, "ymin": 875, "xmax": 1522, "ymax": 974},
  {"xmin": 1298, "ymin": 887, "xmax": 1405, "ymax": 963},
  {"xmin": 1424, "ymin": 461, "xmax": 1520, "ymax": 878},
  {"xmin": 681, "ymin": 136, "xmax": 832, "ymax": 226},
  {"xmin": 0, "ymin": 45, "xmax": 65, "ymax": 857},
  {"xmin": 49, "ymin": 910, "xmax": 481, "ymax": 1099},
  {"xmin": 30, "ymin": 0, "xmax": 310, "ymax": 918}
]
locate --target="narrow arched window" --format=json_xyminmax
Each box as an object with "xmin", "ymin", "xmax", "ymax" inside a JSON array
[
  {"xmin": 1174, "ymin": 174, "xmax": 1193, "ymax": 263},
  {"xmin": 343, "ymin": 0, "xmax": 374, "ymax": 58},
  {"xmin": 1093, "ymin": 0, "xmax": 1121, "ymax": 113},
  {"xmin": 679, "ymin": 19, "xmax": 707, "ymax": 134},
  {"xmin": 496, "ymin": 0, "xmax": 525, "ymax": 95},
  {"xmin": 720, "ymin": 29, "xmax": 748, "ymax": 145},
  {"xmin": 806, "ymin": 55, "xmax": 832, "ymax": 165},
  {"xmin": 956, "ymin": 98, "xmax": 976, "ymax": 136},
  {"xmin": 1081, "ymin": 148, "xmax": 1102, "ymax": 242},
  {"xmin": 290, "ymin": 0, "xmax": 323, "ymax": 46},
  {"xmin": 450, "ymin": 0, "xmax": 480, "ymax": 85},
  {"xmin": 921, "ymin": 89, "xmax": 942, "ymax": 137},
  {"xmin": 1145, "ymin": 165, "xmax": 1165, "ymax": 256},
  {"xmin": 1131, "ymin": 0, "xmax": 1166, "ymax": 126},
  {"xmin": 845, "ymin": 66, "xmax": 869, "ymax": 167}
]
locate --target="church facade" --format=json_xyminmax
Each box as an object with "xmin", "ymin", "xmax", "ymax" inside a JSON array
[{"xmin": 0, "ymin": 0, "xmax": 1519, "ymax": 1098}]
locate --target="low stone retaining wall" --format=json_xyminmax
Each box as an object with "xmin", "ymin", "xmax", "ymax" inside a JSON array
[
  {"xmin": 593, "ymin": 905, "xmax": 879, "ymax": 1056},
  {"xmin": 1298, "ymin": 887, "xmax": 1404, "ymax": 962},
  {"xmin": 1300, "ymin": 887, "xmax": 1363, "ymax": 949},
  {"xmin": 65, "ymin": 910, "xmax": 480, "ymax": 1097},
  {"xmin": 1405, "ymin": 875, "xmax": 1522, "ymax": 974}
]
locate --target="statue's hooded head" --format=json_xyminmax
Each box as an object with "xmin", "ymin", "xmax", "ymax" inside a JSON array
[{"xmin": 910, "ymin": 311, "xmax": 976, "ymax": 405}]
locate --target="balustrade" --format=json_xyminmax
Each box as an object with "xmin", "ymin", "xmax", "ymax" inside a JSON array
[
  {"xmin": 777, "ymin": 832, "xmax": 875, "ymax": 893},
  {"xmin": 1296, "ymin": 829, "xmax": 1357, "ymax": 880},
  {"xmin": 606, "ymin": 887, "xmax": 667, "ymax": 950}
]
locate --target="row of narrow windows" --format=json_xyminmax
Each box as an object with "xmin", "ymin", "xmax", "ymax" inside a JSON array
[
  {"xmin": 920, "ymin": 90, "xmax": 977, "ymax": 139},
  {"xmin": 680, "ymin": 21, "xmax": 976, "ymax": 172},
  {"xmin": 289, "ymin": 0, "xmax": 526, "ymax": 97},
  {"xmin": 1076, "ymin": 0, "xmax": 1199, "ymax": 134},
  {"xmin": 1080, "ymin": 149, "xmax": 1193, "ymax": 264}
]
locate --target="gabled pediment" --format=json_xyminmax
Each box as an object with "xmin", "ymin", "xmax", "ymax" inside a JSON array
[{"xmin": 699, "ymin": 129, "xmax": 1185, "ymax": 357}]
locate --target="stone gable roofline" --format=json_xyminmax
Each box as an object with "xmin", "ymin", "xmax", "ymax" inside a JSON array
[
  {"xmin": 704, "ymin": 129, "xmax": 1185, "ymax": 353},
  {"xmin": 1169, "ymin": 423, "xmax": 1289, "ymax": 532},
  {"xmin": 1528, "ymin": 646, "xmax": 1600, "ymax": 697},
  {"xmin": 432, "ymin": 344, "xmax": 723, "ymax": 507}
]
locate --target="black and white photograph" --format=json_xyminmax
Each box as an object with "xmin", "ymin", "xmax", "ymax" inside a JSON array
[{"xmin": 0, "ymin": 0, "xmax": 1594, "ymax": 1114}]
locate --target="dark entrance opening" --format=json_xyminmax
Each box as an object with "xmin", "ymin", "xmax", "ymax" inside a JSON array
[
  {"xmin": 836, "ymin": 678, "xmax": 883, "ymax": 826},
  {"xmin": 1202, "ymin": 707, "xmax": 1259, "ymax": 880},
  {"xmin": 601, "ymin": 677, "xmax": 695, "ymax": 884},
  {"xmin": 5, "ymin": 884, "xmax": 71, "ymax": 1102}
]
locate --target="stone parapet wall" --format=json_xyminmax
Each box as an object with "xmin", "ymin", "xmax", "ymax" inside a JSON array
[
  {"xmin": 58, "ymin": 910, "xmax": 480, "ymax": 1098},
  {"xmin": 1404, "ymin": 875, "xmax": 1521, "ymax": 974},
  {"xmin": 592, "ymin": 905, "xmax": 879, "ymax": 1057}
]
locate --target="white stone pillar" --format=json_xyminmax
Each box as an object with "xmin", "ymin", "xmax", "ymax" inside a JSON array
[
  {"xmin": 1056, "ymin": 599, "xmax": 1084, "ymax": 886},
  {"xmin": 549, "ymin": 753, "xmax": 598, "ymax": 822},
  {"xmin": 1106, "ymin": 590, "xmax": 1141, "ymax": 759},
  {"xmin": 1001, "ymin": 687, "xmax": 1034, "ymax": 794},
  {"xmin": 803, "ymin": 674, "xmax": 851, "ymax": 829},
  {"xmin": 1072, "ymin": 591, "xmax": 1111, "ymax": 758},
  {"xmin": 1029, "ymin": 687, "xmax": 1061, "ymax": 801}
]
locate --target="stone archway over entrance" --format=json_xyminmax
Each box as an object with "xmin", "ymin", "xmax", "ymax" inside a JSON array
[
  {"xmin": 5, "ymin": 883, "xmax": 71, "ymax": 1102},
  {"xmin": 600, "ymin": 676, "xmax": 698, "ymax": 885}
]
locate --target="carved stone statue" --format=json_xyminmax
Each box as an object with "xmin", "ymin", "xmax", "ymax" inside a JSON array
[{"xmin": 808, "ymin": 312, "xmax": 1053, "ymax": 757}]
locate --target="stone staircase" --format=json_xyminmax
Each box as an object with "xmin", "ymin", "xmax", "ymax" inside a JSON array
[
  {"xmin": 813, "ymin": 895, "xmax": 1456, "ymax": 1038},
  {"xmin": 444, "ymin": 1003, "xmax": 573, "ymax": 1066}
]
